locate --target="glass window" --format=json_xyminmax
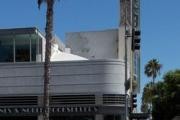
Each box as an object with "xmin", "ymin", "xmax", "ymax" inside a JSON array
[
  {"xmin": 0, "ymin": 33, "xmax": 42, "ymax": 63},
  {"xmin": 15, "ymin": 34, "xmax": 30, "ymax": 62},
  {"xmin": 31, "ymin": 35, "xmax": 37, "ymax": 61},
  {"xmin": 50, "ymin": 116, "xmax": 94, "ymax": 120},
  {"xmin": 31, "ymin": 34, "xmax": 42, "ymax": 62},
  {"xmin": 0, "ymin": 36, "xmax": 13, "ymax": 62},
  {"xmin": 104, "ymin": 115, "xmax": 122, "ymax": 120}
]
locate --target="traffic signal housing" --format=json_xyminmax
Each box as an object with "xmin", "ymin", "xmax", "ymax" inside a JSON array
[
  {"xmin": 132, "ymin": 29, "xmax": 141, "ymax": 51},
  {"xmin": 131, "ymin": 94, "xmax": 137, "ymax": 111}
]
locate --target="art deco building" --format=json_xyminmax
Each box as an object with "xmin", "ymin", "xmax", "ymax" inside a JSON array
[
  {"xmin": 0, "ymin": 1, "xmax": 140, "ymax": 120},
  {"xmin": 0, "ymin": 27, "xmax": 127, "ymax": 120}
]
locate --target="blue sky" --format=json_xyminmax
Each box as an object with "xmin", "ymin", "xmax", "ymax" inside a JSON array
[{"xmin": 0, "ymin": 0, "xmax": 180, "ymax": 112}]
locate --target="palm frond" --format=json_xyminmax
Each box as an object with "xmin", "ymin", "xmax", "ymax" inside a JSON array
[
  {"xmin": 38, "ymin": 0, "xmax": 58, "ymax": 9},
  {"xmin": 38, "ymin": 0, "xmax": 46, "ymax": 9},
  {"xmin": 144, "ymin": 59, "xmax": 162, "ymax": 83}
]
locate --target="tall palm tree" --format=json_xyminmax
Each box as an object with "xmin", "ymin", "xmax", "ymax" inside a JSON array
[
  {"xmin": 144, "ymin": 59, "xmax": 162, "ymax": 119},
  {"xmin": 144, "ymin": 59, "xmax": 162, "ymax": 84},
  {"xmin": 37, "ymin": 0, "xmax": 56, "ymax": 120}
]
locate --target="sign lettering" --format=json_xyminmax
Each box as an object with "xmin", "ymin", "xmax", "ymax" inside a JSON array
[
  {"xmin": 0, "ymin": 106, "xmax": 98, "ymax": 115},
  {"xmin": 132, "ymin": 0, "xmax": 140, "ymax": 29}
]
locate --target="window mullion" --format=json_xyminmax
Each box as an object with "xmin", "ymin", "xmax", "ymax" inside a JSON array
[{"xmin": 13, "ymin": 34, "xmax": 15, "ymax": 63}]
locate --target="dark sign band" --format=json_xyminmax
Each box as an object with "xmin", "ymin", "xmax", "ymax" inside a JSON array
[{"xmin": 0, "ymin": 106, "xmax": 98, "ymax": 115}]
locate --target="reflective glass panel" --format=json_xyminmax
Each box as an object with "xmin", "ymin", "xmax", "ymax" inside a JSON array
[
  {"xmin": 31, "ymin": 34, "xmax": 42, "ymax": 62},
  {"xmin": 104, "ymin": 115, "xmax": 122, "ymax": 120},
  {"xmin": 50, "ymin": 116, "xmax": 94, "ymax": 120},
  {"xmin": 31, "ymin": 34, "xmax": 37, "ymax": 61},
  {"xmin": 15, "ymin": 34, "xmax": 30, "ymax": 62},
  {"xmin": 0, "ymin": 36, "xmax": 13, "ymax": 62}
]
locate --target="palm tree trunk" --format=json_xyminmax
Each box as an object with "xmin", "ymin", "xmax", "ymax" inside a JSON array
[
  {"xmin": 44, "ymin": 0, "xmax": 54, "ymax": 120},
  {"xmin": 150, "ymin": 76, "xmax": 155, "ymax": 120}
]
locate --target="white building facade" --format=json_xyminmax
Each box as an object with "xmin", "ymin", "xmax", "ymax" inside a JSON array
[
  {"xmin": 0, "ymin": 0, "xmax": 141, "ymax": 119},
  {"xmin": 0, "ymin": 27, "xmax": 127, "ymax": 120}
]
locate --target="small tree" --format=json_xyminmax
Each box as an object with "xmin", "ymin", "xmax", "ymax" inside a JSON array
[{"xmin": 141, "ymin": 83, "xmax": 154, "ymax": 112}]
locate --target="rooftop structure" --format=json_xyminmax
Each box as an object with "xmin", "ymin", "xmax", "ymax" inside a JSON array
[{"xmin": 0, "ymin": 27, "xmax": 87, "ymax": 63}]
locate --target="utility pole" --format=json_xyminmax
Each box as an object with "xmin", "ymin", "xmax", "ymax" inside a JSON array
[
  {"xmin": 124, "ymin": 0, "xmax": 128, "ymax": 119},
  {"xmin": 120, "ymin": 0, "xmax": 131, "ymax": 119},
  {"xmin": 120, "ymin": 0, "xmax": 140, "ymax": 119}
]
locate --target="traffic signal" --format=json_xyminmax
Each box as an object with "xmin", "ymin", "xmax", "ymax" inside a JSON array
[
  {"xmin": 132, "ymin": 29, "xmax": 141, "ymax": 51},
  {"xmin": 131, "ymin": 94, "xmax": 137, "ymax": 109}
]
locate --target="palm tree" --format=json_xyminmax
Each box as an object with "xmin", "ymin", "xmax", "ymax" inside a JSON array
[
  {"xmin": 144, "ymin": 59, "xmax": 162, "ymax": 84},
  {"xmin": 37, "ymin": 0, "xmax": 56, "ymax": 120},
  {"xmin": 144, "ymin": 59, "xmax": 162, "ymax": 119}
]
